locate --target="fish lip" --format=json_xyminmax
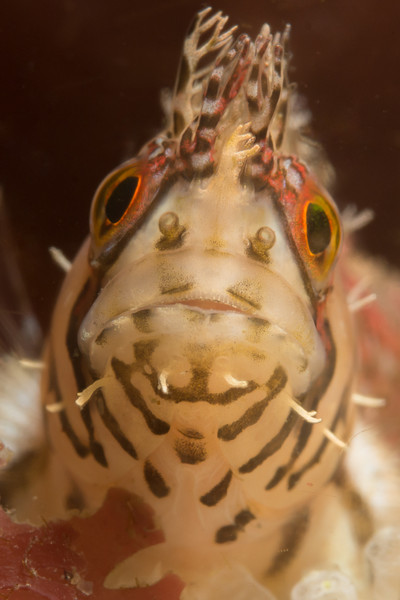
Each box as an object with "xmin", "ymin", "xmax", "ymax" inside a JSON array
[
  {"xmin": 130, "ymin": 296, "xmax": 253, "ymax": 317},
  {"xmin": 86, "ymin": 293, "xmax": 269, "ymax": 350},
  {"xmin": 96, "ymin": 295, "xmax": 267, "ymax": 341}
]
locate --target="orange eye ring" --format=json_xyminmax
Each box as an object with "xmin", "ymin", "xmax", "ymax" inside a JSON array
[
  {"xmin": 104, "ymin": 172, "xmax": 141, "ymax": 225},
  {"xmin": 90, "ymin": 161, "xmax": 143, "ymax": 248},
  {"xmin": 299, "ymin": 188, "xmax": 341, "ymax": 285},
  {"xmin": 280, "ymin": 173, "xmax": 342, "ymax": 289},
  {"xmin": 304, "ymin": 199, "xmax": 333, "ymax": 256}
]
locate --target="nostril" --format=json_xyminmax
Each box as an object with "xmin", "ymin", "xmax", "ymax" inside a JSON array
[
  {"xmin": 159, "ymin": 212, "xmax": 180, "ymax": 236},
  {"xmin": 247, "ymin": 226, "xmax": 275, "ymax": 262},
  {"xmin": 256, "ymin": 227, "xmax": 275, "ymax": 249},
  {"xmin": 157, "ymin": 212, "xmax": 186, "ymax": 250}
]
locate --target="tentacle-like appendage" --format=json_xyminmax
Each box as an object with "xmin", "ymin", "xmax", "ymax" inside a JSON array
[
  {"xmin": 352, "ymin": 393, "xmax": 386, "ymax": 408},
  {"xmin": 244, "ymin": 24, "xmax": 291, "ymax": 188},
  {"xmin": 245, "ymin": 23, "xmax": 291, "ymax": 147},
  {"xmin": 267, "ymin": 25, "xmax": 291, "ymax": 151},
  {"xmin": 246, "ymin": 28, "xmax": 272, "ymax": 136},
  {"xmin": 49, "ymin": 247, "xmax": 72, "ymax": 273},
  {"xmin": 180, "ymin": 34, "xmax": 252, "ymax": 178},
  {"xmin": 323, "ymin": 427, "xmax": 348, "ymax": 450},
  {"xmin": 169, "ymin": 8, "xmax": 237, "ymax": 138}
]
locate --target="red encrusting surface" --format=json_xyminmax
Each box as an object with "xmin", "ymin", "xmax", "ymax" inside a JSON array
[{"xmin": 0, "ymin": 488, "xmax": 184, "ymax": 599}]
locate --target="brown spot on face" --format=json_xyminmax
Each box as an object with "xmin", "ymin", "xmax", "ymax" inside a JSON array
[
  {"xmin": 132, "ymin": 309, "xmax": 153, "ymax": 333},
  {"xmin": 133, "ymin": 339, "xmax": 159, "ymax": 364},
  {"xmin": 95, "ymin": 328, "xmax": 109, "ymax": 346},
  {"xmin": 227, "ymin": 280, "xmax": 262, "ymax": 310},
  {"xmin": 158, "ymin": 262, "xmax": 194, "ymax": 296},
  {"xmin": 244, "ymin": 316, "xmax": 271, "ymax": 344},
  {"xmin": 174, "ymin": 437, "xmax": 207, "ymax": 464},
  {"xmin": 160, "ymin": 282, "xmax": 194, "ymax": 295},
  {"xmin": 251, "ymin": 351, "xmax": 266, "ymax": 362}
]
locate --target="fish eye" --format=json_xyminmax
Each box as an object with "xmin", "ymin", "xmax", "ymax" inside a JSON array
[
  {"xmin": 279, "ymin": 174, "xmax": 342, "ymax": 288},
  {"xmin": 90, "ymin": 162, "xmax": 143, "ymax": 248},
  {"xmin": 306, "ymin": 202, "xmax": 331, "ymax": 255},
  {"xmin": 298, "ymin": 190, "xmax": 341, "ymax": 286},
  {"xmin": 105, "ymin": 175, "xmax": 140, "ymax": 224}
]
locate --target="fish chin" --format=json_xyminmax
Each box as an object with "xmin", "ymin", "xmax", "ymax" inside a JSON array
[{"xmin": 82, "ymin": 302, "xmax": 322, "ymax": 401}]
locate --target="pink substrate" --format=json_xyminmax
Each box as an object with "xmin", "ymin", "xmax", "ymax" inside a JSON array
[{"xmin": 0, "ymin": 488, "xmax": 184, "ymax": 600}]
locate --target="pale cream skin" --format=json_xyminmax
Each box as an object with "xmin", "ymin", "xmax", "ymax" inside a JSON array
[
  {"xmin": 8, "ymin": 10, "xmax": 383, "ymax": 600},
  {"xmin": 33, "ymin": 143, "xmax": 359, "ymax": 599}
]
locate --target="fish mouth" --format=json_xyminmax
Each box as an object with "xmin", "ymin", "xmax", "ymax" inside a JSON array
[
  {"xmin": 172, "ymin": 298, "xmax": 245, "ymax": 312},
  {"xmin": 132, "ymin": 297, "xmax": 251, "ymax": 317},
  {"xmin": 79, "ymin": 250, "xmax": 321, "ymax": 368}
]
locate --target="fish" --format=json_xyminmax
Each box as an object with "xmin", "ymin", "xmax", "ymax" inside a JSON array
[{"xmin": 1, "ymin": 8, "xmax": 400, "ymax": 600}]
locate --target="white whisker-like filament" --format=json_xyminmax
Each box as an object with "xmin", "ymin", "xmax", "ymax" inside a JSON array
[
  {"xmin": 76, "ymin": 377, "xmax": 112, "ymax": 408},
  {"xmin": 323, "ymin": 428, "xmax": 347, "ymax": 449},
  {"xmin": 158, "ymin": 371, "xmax": 169, "ymax": 395},
  {"xmin": 341, "ymin": 205, "xmax": 374, "ymax": 233},
  {"xmin": 49, "ymin": 246, "xmax": 72, "ymax": 272},
  {"xmin": 46, "ymin": 402, "xmax": 65, "ymax": 413},
  {"xmin": 284, "ymin": 392, "xmax": 322, "ymax": 424},
  {"xmin": 346, "ymin": 276, "xmax": 371, "ymax": 304},
  {"xmin": 352, "ymin": 393, "xmax": 386, "ymax": 408},
  {"xmin": 224, "ymin": 374, "xmax": 248, "ymax": 388},
  {"xmin": 348, "ymin": 293, "xmax": 377, "ymax": 313},
  {"xmin": 19, "ymin": 359, "xmax": 45, "ymax": 370}
]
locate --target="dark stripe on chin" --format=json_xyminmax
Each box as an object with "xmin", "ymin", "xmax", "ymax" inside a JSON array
[
  {"xmin": 218, "ymin": 366, "xmax": 287, "ymax": 441},
  {"xmin": 80, "ymin": 404, "xmax": 108, "ymax": 467},
  {"xmin": 215, "ymin": 524, "xmax": 237, "ymax": 544},
  {"xmin": 58, "ymin": 411, "xmax": 90, "ymax": 458},
  {"xmin": 95, "ymin": 390, "xmax": 138, "ymax": 460},
  {"xmin": 142, "ymin": 360, "xmax": 258, "ymax": 406},
  {"xmin": 65, "ymin": 275, "xmax": 98, "ymax": 392},
  {"xmin": 288, "ymin": 383, "xmax": 350, "ymax": 490},
  {"xmin": 151, "ymin": 367, "xmax": 258, "ymax": 406},
  {"xmin": 266, "ymin": 508, "xmax": 310, "ymax": 575},
  {"xmin": 64, "ymin": 272, "xmax": 108, "ymax": 466},
  {"xmin": 240, "ymin": 410, "xmax": 298, "ymax": 474},
  {"xmin": 144, "ymin": 460, "xmax": 170, "ymax": 498},
  {"xmin": 200, "ymin": 470, "xmax": 233, "ymax": 506},
  {"xmin": 334, "ymin": 468, "xmax": 374, "ymax": 544},
  {"xmin": 266, "ymin": 320, "xmax": 337, "ymax": 490},
  {"xmin": 48, "ymin": 353, "xmax": 89, "ymax": 458},
  {"xmin": 111, "ymin": 357, "xmax": 170, "ymax": 435},
  {"xmin": 215, "ymin": 509, "xmax": 255, "ymax": 544}
]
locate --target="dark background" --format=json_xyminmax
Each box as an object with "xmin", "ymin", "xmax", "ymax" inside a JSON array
[{"xmin": 0, "ymin": 0, "xmax": 399, "ymax": 329}]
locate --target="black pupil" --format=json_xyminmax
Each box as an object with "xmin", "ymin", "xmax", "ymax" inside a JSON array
[
  {"xmin": 306, "ymin": 203, "xmax": 331, "ymax": 254},
  {"xmin": 105, "ymin": 176, "xmax": 139, "ymax": 223}
]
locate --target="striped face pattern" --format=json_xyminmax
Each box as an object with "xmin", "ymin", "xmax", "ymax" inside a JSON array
[{"xmin": 42, "ymin": 9, "xmax": 356, "ymax": 591}]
